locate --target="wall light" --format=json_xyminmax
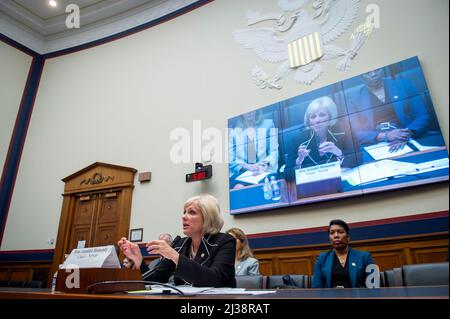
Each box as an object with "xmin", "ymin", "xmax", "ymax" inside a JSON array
[{"xmin": 49, "ymin": 0, "xmax": 57, "ymax": 7}]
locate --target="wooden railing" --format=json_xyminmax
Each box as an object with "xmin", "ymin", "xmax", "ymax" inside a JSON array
[
  {"xmin": 254, "ymin": 232, "xmax": 449, "ymax": 275},
  {"xmin": 1, "ymin": 232, "xmax": 447, "ymax": 285}
]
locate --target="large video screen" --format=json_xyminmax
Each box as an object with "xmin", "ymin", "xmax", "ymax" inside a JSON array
[{"xmin": 228, "ymin": 57, "xmax": 449, "ymax": 214}]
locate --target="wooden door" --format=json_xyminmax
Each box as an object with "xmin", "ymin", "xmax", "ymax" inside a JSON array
[
  {"xmin": 68, "ymin": 191, "xmax": 121, "ymax": 251},
  {"xmin": 92, "ymin": 191, "xmax": 121, "ymax": 247},
  {"xmin": 51, "ymin": 162, "xmax": 136, "ymax": 281}
]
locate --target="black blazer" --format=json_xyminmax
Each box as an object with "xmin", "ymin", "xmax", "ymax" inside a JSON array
[
  {"xmin": 140, "ymin": 232, "xmax": 236, "ymax": 287},
  {"xmin": 285, "ymin": 128, "xmax": 355, "ymax": 169}
]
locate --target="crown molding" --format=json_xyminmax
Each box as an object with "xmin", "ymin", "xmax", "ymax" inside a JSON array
[{"xmin": 0, "ymin": 0, "xmax": 201, "ymax": 55}]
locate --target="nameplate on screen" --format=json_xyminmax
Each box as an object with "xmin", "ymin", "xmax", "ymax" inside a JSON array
[{"xmin": 295, "ymin": 161, "xmax": 341, "ymax": 184}]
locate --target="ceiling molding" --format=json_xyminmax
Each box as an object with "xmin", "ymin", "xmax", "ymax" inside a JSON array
[{"xmin": 0, "ymin": 0, "xmax": 202, "ymax": 55}]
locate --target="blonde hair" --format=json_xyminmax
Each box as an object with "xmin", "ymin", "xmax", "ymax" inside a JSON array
[
  {"xmin": 184, "ymin": 194, "xmax": 223, "ymax": 235},
  {"xmin": 226, "ymin": 227, "xmax": 254, "ymax": 260},
  {"xmin": 304, "ymin": 96, "xmax": 338, "ymax": 128}
]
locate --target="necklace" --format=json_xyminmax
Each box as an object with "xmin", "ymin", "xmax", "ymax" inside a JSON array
[
  {"xmin": 301, "ymin": 130, "xmax": 338, "ymax": 166},
  {"xmin": 335, "ymin": 249, "xmax": 348, "ymax": 267},
  {"xmin": 190, "ymin": 245, "xmax": 197, "ymax": 259},
  {"xmin": 338, "ymin": 255, "xmax": 346, "ymax": 267}
]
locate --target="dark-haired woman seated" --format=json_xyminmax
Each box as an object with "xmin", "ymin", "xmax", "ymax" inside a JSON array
[{"xmin": 312, "ymin": 219, "xmax": 376, "ymax": 288}]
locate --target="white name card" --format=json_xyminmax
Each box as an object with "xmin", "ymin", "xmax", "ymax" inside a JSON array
[
  {"xmin": 77, "ymin": 240, "xmax": 86, "ymax": 249},
  {"xmin": 61, "ymin": 245, "xmax": 121, "ymax": 269},
  {"xmin": 295, "ymin": 161, "xmax": 341, "ymax": 184}
]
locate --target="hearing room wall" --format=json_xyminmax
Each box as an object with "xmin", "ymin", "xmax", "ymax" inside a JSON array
[{"xmin": 1, "ymin": 0, "xmax": 448, "ymax": 250}]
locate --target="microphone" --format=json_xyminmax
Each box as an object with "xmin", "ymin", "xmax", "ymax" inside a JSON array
[
  {"xmin": 142, "ymin": 235, "xmax": 182, "ymax": 279},
  {"xmin": 86, "ymin": 280, "xmax": 185, "ymax": 295}
]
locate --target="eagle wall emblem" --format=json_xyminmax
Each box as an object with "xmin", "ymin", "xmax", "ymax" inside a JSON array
[{"xmin": 233, "ymin": 0, "xmax": 371, "ymax": 89}]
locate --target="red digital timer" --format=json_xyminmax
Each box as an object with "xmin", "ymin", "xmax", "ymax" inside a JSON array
[{"xmin": 186, "ymin": 165, "xmax": 212, "ymax": 182}]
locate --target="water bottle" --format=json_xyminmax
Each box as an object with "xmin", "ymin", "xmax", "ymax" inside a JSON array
[
  {"xmin": 51, "ymin": 270, "xmax": 58, "ymax": 293},
  {"xmin": 270, "ymin": 176, "xmax": 281, "ymax": 200},
  {"xmin": 263, "ymin": 177, "xmax": 272, "ymax": 200}
]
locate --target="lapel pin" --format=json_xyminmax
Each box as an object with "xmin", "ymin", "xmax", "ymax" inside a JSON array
[
  {"xmin": 201, "ymin": 253, "xmax": 205, "ymax": 258},
  {"xmin": 352, "ymin": 262, "xmax": 356, "ymax": 267}
]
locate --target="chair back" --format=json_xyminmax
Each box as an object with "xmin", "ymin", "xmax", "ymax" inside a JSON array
[
  {"xmin": 8, "ymin": 280, "xmax": 26, "ymax": 288},
  {"xmin": 267, "ymin": 275, "xmax": 306, "ymax": 288},
  {"xmin": 402, "ymin": 262, "xmax": 449, "ymax": 286},
  {"xmin": 24, "ymin": 280, "xmax": 44, "ymax": 288},
  {"xmin": 235, "ymin": 275, "xmax": 266, "ymax": 289},
  {"xmin": 383, "ymin": 268, "xmax": 403, "ymax": 287}
]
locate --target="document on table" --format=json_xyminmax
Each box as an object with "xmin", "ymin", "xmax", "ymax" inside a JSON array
[
  {"xmin": 364, "ymin": 138, "xmax": 441, "ymax": 161},
  {"xmin": 198, "ymin": 288, "xmax": 276, "ymax": 295},
  {"xmin": 235, "ymin": 170, "xmax": 269, "ymax": 184},
  {"xmin": 364, "ymin": 142, "xmax": 413, "ymax": 160},
  {"xmin": 127, "ymin": 286, "xmax": 214, "ymax": 295},
  {"xmin": 409, "ymin": 139, "xmax": 440, "ymax": 152},
  {"xmin": 342, "ymin": 157, "xmax": 449, "ymax": 186},
  {"xmin": 342, "ymin": 160, "xmax": 416, "ymax": 185},
  {"xmin": 127, "ymin": 286, "xmax": 276, "ymax": 295}
]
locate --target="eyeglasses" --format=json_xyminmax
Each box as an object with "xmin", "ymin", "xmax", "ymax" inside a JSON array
[{"xmin": 309, "ymin": 112, "xmax": 329, "ymax": 120}]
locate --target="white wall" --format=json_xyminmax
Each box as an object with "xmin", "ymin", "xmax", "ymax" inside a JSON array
[
  {"xmin": 1, "ymin": 0, "xmax": 448, "ymax": 250},
  {"xmin": 0, "ymin": 41, "xmax": 32, "ymax": 177}
]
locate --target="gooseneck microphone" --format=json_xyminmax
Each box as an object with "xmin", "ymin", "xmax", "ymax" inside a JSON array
[
  {"xmin": 86, "ymin": 280, "xmax": 185, "ymax": 295},
  {"xmin": 141, "ymin": 235, "xmax": 182, "ymax": 280}
]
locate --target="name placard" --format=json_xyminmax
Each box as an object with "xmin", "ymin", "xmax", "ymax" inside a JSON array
[
  {"xmin": 61, "ymin": 245, "xmax": 121, "ymax": 269},
  {"xmin": 295, "ymin": 161, "xmax": 341, "ymax": 184}
]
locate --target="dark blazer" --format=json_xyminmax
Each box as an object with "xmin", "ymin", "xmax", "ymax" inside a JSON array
[
  {"xmin": 140, "ymin": 232, "xmax": 236, "ymax": 287},
  {"xmin": 312, "ymin": 247, "xmax": 375, "ymax": 288},
  {"xmin": 285, "ymin": 128, "xmax": 355, "ymax": 169},
  {"xmin": 349, "ymin": 78, "xmax": 429, "ymax": 148}
]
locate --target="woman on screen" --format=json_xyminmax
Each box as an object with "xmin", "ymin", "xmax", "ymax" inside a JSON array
[
  {"xmin": 118, "ymin": 194, "xmax": 236, "ymax": 287},
  {"xmin": 228, "ymin": 109, "xmax": 279, "ymax": 189},
  {"xmin": 312, "ymin": 219, "xmax": 376, "ymax": 288},
  {"xmin": 227, "ymin": 227, "xmax": 260, "ymax": 276},
  {"xmin": 294, "ymin": 96, "xmax": 347, "ymax": 168}
]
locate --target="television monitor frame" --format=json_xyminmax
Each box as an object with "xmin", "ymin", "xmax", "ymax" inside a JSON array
[{"xmin": 227, "ymin": 56, "xmax": 449, "ymax": 215}]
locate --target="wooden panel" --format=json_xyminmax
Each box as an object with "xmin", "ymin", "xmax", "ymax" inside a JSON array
[
  {"xmin": 259, "ymin": 259, "xmax": 274, "ymax": 276},
  {"xmin": 31, "ymin": 267, "xmax": 51, "ymax": 288},
  {"xmin": 253, "ymin": 232, "xmax": 448, "ymax": 275},
  {"xmin": 0, "ymin": 269, "xmax": 8, "ymax": 280},
  {"xmin": 10, "ymin": 268, "xmax": 29, "ymax": 281},
  {"xmin": 279, "ymin": 257, "xmax": 312, "ymax": 274},
  {"xmin": 93, "ymin": 224, "xmax": 118, "ymax": 247},
  {"xmin": 69, "ymin": 226, "xmax": 91, "ymax": 251},
  {"xmin": 0, "ymin": 264, "xmax": 52, "ymax": 287},
  {"xmin": 63, "ymin": 162, "xmax": 136, "ymax": 194},
  {"xmin": 97, "ymin": 196, "xmax": 120, "ymax": 223},
  {"xmin": 411, "ymin": 247, "xmax": 448, "ymax": 264},
  {"xmin": 371, "ymin": 251, "xmax": 405, "ymax": 271},
  {"xmin": 73, "ymin": 198, "xmax": 96, "ymax": 225}
]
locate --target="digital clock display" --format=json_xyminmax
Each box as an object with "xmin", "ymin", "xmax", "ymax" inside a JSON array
[{"xmin": 186, "ymin": 165, "xmax": 212, "ymax": 182}]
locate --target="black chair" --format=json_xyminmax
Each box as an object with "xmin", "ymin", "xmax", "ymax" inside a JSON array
[
  {"xmin": 266, "ymin": 275, "xmax": 306, "ymax": 289},
  {"xmin": 379, "ymin": 271, "xmax": 386, "ymax": 287},
  {"xmin": 402, "ymin": 262, "xmax": 449, "ymax": 286},
  {"xmin": 0, "ymin": 280, "xmax": 9, "ymax": 287},
  {"xmin": 8, "ymin": 280, "xmax": 26, "ymax": 288},
  {"xmin": 384, "ymin": 268, "xmax": 403, "ymax": 287},
  {"xmin": 235, "ymin": 275, "xmax": 266, "ymax": 289},
  {"xmin": 384, "ymin": 270, "xmax": 394, "ymax": 287},
  {"xmin": 308, "ymin": 275, "xmax": 314, "ymax": 288},
  {"xmin": 24, "ymin": 280, "xmax": 43, "ymax": 288}
]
